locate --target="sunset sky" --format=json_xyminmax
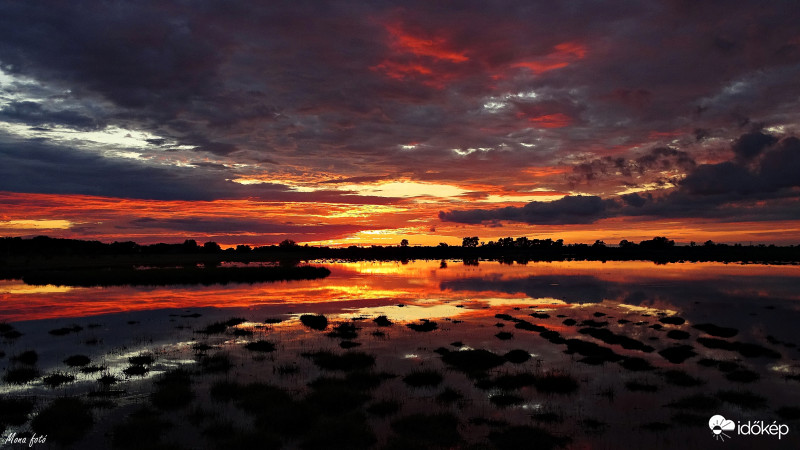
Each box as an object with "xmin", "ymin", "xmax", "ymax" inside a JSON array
[{"xmin": 1, "ymin": 1, "xmax": 800, "ymax": 246}]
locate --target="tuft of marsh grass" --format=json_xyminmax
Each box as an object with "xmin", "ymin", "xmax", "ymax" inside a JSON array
[
  {"xmin": 64, "ymin": 354, "xmax": 91, "ymax": 367},
  {"xmin": 42, "ymin": 372, "xmax": 76, "ymax": 388},
  {"xmin": 406, "ymin": 319, "xmax": 438, "ymax": 332},
  {"xmin": 300, "ymin": 314, "xmax": 328, "ymax": 330},
  {"xmin": 244, "ymin": 340, "xmax": 276, "ymax": 352}
]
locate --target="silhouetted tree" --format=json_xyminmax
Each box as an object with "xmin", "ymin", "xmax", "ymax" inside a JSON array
[
  {"xmin": 202, "ymin": 241, "xmax": 221, "ymax": 253},
  {"xmin": 278, "ymin": 239, "xmax": 297, "ymax": 249},
  {"xmin": 639, "ymin": 236, "xmax": 675, "ymax": 249},
  {"xmin": 400, "ymin": 239, "xmax": 409, "ymax": 247},
  {"xmin": 462, "ymin": 236, "xmax": 479, "ymax": 247}
]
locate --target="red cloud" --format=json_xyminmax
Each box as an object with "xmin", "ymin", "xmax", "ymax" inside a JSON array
[
  {"xmin": 529, "ymin": 113, "xmax": 573, "ymax": 128},
  {"xmin": 510, "ymin": 41, "xmax": 587, "ymax": 75},
  {"xmin": 371, "ymin": 21, "xmax": 470, "ymax": 88},
  {"xmin": 384, "ymin": 23, "xmax": 469, "ymax": 62}
]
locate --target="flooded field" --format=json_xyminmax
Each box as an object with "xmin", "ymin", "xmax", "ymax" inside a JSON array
[{"xmin": 1, "ymin": 260, "xmax": 799, "ymax": 449}]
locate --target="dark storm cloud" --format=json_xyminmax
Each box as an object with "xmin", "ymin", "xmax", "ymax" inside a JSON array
[
  {"xmin": 624, "ymin": 133, "xmax": 800, "ymax": 221},
  {"xmin": 0, "ymin": 101, "xmax": 105, "ymax": 131},
  {"xmin": 439, "ymin": 195, "xmax": 611, "ymax": 225},
  {"xmin": 0, "ymin": 137, "xmax": 398, "ymax": 204},
  {"xmin": 569, "ymin": 147, "xmax": 696, "ymax": 184},
  {"xmin": 0, "ymin": 139, "xmax": 231, "ymax": 201},
  {"xmin": 0, "ymin": 1, "xmax": 799, "ymax": 204},
  {"xmin": 441, "ymin": 131, "xmax": 800, "ymax": 225},
  {"xmin": 731, "ymin": 130, "xmax": 778, "ymax": 161}
]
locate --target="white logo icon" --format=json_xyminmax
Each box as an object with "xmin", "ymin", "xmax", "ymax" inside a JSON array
[{"xmin": 709, "ymin": 415, "xmax": 736, "ymax": 442}]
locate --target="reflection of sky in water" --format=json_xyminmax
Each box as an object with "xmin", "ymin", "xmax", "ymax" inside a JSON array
[
  {"xmin": 1, "ymin": 261, "xmax": 799, "ymax": 448},
  {"xmin": 2, "ymin": 260, "xmax": 799, "ymax": 323}
]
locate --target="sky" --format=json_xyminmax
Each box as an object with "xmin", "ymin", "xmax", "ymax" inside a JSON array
[{"xmin": 1, "ymin": 0, "xmax": 800, "ymax": 247}]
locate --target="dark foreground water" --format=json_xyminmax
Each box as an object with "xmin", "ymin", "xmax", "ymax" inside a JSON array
[{"xmin": 1, "ymin": 260, "xmax": 799, "ymax": 449}]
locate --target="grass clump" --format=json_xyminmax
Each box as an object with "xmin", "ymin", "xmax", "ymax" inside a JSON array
[
  {"xmin": 327, "ymin": 322, "xmax": 359, "ymax": 339},
  {"xmin": 692, "ymin": 323, "xmax": 738, "ymax": 338},
  {"xmin": 300, "ymin": 314, "xmax": 328, "ymax": 330},
  {"xmin": 406, "ymin": 320, "xmax": 438, "ymax": 332},
  {"xmin": 564, "ymin": 339, "xmax": 623, "ymax": 364},
  {"xmin": 373, "ymin": 315, "xmax": 393, "ymax": 326},
  {"xmin": 503, "ymin": 349, "xmax": 531, "ymax": 363},
  {"xmin": 244, "ymin": 340, "xmax": 276, "ymax": 352},
  {"xmin": 197, "ymin": 321, "xmax": 227, "ymax": 334},
  {"xmin": 441, "ymin": 349, "xmax": 506, "ymax": 374},
  {"xmin": 3, "ymin": 367, "xmax": 40, "ymax": 384},
  {"xmin": 495, "ymin": 331, "xmax": 514, "ymax": 340},
  {"xmin": 128, "ymin": 353, "xmax": 155, "ymax": 365},
  {"xmin": 97, "ymin": 373, "xmax": 119, "ymax": 386},
  {"xmin": 666, "ymin": 330, "xmax": 691, "ymax": 340},
  {"xmin": 48, "ymin": 324, "xmax": 83, "ymax": 336},
  {"xmin": 64, "ymin": 354, "xmax": 91, "ymax": 367},
  {"xmin": 658, "ymin": 316, "xmax": 685, "ymax": 325},
  {"xmin": 42, "ymin": 372, "xmax": 76, "ymax": 388},
  {"xmin": 123, "ymin": 365, "xmax": 149, "ymax": 376}
]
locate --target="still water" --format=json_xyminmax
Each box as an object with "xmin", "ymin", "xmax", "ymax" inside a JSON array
[{"xmin": 1, "ymin": 260, "xmax": 799, "ymax": 449}]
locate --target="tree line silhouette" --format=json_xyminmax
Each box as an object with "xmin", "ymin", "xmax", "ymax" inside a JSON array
[{"xmin": 2, "ymin": 235, "xmax": 799, "ymax": 268}]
